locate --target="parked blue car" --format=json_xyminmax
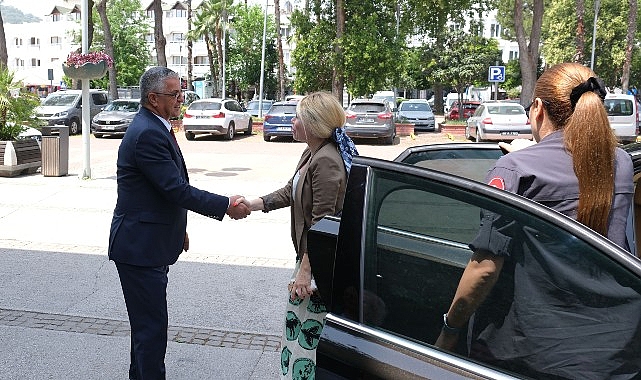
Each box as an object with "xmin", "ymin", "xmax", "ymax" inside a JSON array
[{"xmin": 262, "ymin": 101, "xmax": 297, "ymax": 142}]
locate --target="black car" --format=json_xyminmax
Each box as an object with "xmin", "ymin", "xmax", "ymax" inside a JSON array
[{"xmin": 307, "ymin": 143, "xmax": 641, "ymax": 379}]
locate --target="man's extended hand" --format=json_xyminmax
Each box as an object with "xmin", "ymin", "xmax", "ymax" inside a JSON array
[{"xmin": 227, "ymin": 195, "xmax": 251, "ymax": 220}]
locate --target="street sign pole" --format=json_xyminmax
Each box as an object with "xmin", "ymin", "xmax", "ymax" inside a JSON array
[{"xmin": 488, "ymin": 65, "xmax": 506, "ymax": 100}]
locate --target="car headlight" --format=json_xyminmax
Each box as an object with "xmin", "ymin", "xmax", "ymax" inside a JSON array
[{"xmin": 55, "ymin": 111, "xmax": 68, "ymax": 118}]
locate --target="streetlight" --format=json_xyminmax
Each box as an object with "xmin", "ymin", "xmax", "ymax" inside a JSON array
[{"xmin": 258, "ymin": 0, "xmax": 268, "ymax": 118}]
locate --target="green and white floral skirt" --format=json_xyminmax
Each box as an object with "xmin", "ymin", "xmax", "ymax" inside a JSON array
[{"xmin": 280, "ymin": 262, "xmax": 327, "ymax": 380}]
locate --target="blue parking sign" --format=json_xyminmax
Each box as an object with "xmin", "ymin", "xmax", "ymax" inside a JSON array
[{"xmin": 488, "ymin": 66, "xmax": 505, "ymax": 82}]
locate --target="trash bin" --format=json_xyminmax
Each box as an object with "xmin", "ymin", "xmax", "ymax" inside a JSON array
[{"xmin": 41, "ymin": 125, "xmax": 69, "ymax": 177}]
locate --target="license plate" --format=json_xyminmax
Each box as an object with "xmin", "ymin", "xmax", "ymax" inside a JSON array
[
  {"xmin": 360, "ymin": 117, "xmax": 375, "ymax": 123},
  {"xmin": 501, "ymin": 131, "xmax": 518, "ymax": 136},
  {"xmin": 277, "ymin": 127, "xmax": 290, "ymax": 131},
  {"xmin": 196, "ymin": 115, "xmax": 209, "ymax": 119},
  {"xmin": 103, "ymin": 126, "xmax": 114, "ymax": 130}
]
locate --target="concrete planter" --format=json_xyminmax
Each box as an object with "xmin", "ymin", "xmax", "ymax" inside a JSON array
[
  {"xmin": 252, "ymin": 121, "xmax": 263, "ymax": 133},
  {"xmin": 395, "ymin": 123, "xmax": 414, "ymax": 136},
  {"xmin": 439, "ymin": 122, "xmax": 466, "ymax": 135},
  {"xmin": 0, "ymin": 139, "xmax": 41, "ymax": 177}
]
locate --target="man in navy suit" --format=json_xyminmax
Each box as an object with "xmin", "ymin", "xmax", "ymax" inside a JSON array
[{"xmin": 108, "ymin": 67, "xmax": 250, "ymax": 380}]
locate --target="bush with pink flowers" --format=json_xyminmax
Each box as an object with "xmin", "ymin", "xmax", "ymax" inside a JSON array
[{"xmin": 65, "ymin": 51, "xmax": 114, "ymax": 68}]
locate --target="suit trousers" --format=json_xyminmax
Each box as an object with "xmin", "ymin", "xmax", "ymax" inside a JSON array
[{"xmin": 116, "ymin": 262, "xmax": 170, "ymax": 380}]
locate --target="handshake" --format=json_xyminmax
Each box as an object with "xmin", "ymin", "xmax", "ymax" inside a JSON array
[{"xmin": 226, "ymin": 195, "xmax": 256, "ymax": 220}]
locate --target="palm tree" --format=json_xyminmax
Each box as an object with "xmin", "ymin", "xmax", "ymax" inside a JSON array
[
  {"xmin": 621, "ymin": 0, "xmax": 637, "ymax": 91},
  {"xmin": 152, "ymin": 0, "xmax": 167, "ymax": 66},
  {"xmin": 274, "ymin": 0, "xmax": 285, "ymax": 100},
  {"xmin": 96, "ymin": 0, "xmax": 118, "ymax": 100},
  {"xmin": 189, "ymin": 0, "xmax": 224, "ymax": 96}
]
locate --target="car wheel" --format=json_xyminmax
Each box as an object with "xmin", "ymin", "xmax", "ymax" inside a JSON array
[
  {"xmin": 263, "ymin": 134, "xmax": 270, "ymax": 142},
  {"xmin": 475, "ymin": 127, "xmax": 483, "ymax": 142},
  {"xmin": 69, "ymin": 119, "xmax": 80, "ymax": 135},
  {"xmin": 225, "ymin": 122, "xmax": 235, "ymax": 140},
  {"xmin": 185, "ymin": 131, "xmax": 195, "ymax": 140},
  {"xmin": 245, "ymin": 119, "xmax": 253, "ymax": 135}
]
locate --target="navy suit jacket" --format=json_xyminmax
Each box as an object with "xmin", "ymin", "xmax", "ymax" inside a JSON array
[{"xmin": 108, "ymin": 107, "xmax": 229, "ymax": 267}]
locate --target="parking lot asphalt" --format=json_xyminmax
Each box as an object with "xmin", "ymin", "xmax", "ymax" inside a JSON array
[{"xmin": 0, "ymin": 121, "xmax": 463, "ymax": 379}]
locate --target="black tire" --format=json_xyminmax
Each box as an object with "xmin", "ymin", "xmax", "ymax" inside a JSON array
[
  {"xmin": 69, "ymin": 119, "xmax": 80, "ymax": 135},
  {"xmin": 185, "ymin": 131, "xmax": 195, "ymax": 140},
  {"xmin": 263, "ymin": 134, "xmax": 270, "ymax": 142},
  {"xmin": 383, "ymin": 132, "xmax": 395, "ymax": 145},
  {"xmin": 225, "ymin": 122, "xmax": 235, "ymax": 140},
  {"xmin": 245, "ymin": 119, "xmax": 253, "ymax": 135}
]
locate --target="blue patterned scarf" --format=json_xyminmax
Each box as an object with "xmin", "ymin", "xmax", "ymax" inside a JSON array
[{"xmin": 332, "ymin": 127, "xmax": 359, "ymax": 174}]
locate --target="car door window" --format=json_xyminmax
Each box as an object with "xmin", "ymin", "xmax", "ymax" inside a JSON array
[
  {"xmin": 92, "ymin": 93, "xmax": 108, "ymax": 106},
  {"xmin": 359, "ymin": 166, "xmax": 641, "ymax": 378}
]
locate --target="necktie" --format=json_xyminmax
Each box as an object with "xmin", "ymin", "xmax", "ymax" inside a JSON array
[{"xmin": 170, "ymin": 128, "xmax": 179, "ymax": 148}]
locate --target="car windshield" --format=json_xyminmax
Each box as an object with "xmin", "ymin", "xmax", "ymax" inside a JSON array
[
  {"xmin": 188, "ymin": 102, "xmax": 222, "ymax": 111},
  {"xmin": 350, "ymin": 103, "xmax": 385, "ymax": 113},
  {"xmin": 247, "ymin": 101, "xmax": 272, "ymax": 110},
  {"xmin": 487, "ymin": 105, "xmax": 525, "ymax": 115},
  {"xmin": 604, "ymin": 99, "xmax": 634, "ymax": 116},
  {"xmin": 42, "ymin": 94, "xmax": 78, "ymax": 106},
  {"xmin": 105, "ymin": 101, "xmax": 139, "ymax": 112},
  {"xmin": 269, "ymin": 104, "xmax": 297, "ymax": 114},
  {"xmin": 400, "ymin": 103, "xmax": 431, "ymax": 112}
]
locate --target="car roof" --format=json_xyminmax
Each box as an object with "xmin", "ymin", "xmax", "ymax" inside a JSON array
[
  {"xmin": 400, "ymin": 99, "xmax": 429, "ymax": 103},
  {"xmin": 271, "ymin": 101, "xmax": 298, "ymax": 106}
]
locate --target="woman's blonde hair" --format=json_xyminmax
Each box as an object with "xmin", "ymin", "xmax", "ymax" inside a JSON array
[
  {"xmin": 296, "ymin": 92, "xmax": 346, "ymax": 139},
  {"xmin": 534, "ymin": 62, "xmax": 617, "ymax": 235}
]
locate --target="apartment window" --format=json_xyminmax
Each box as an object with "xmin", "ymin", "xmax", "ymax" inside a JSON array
[
  {"xmin": 15, "ymin": 58, "xmax": 24, "ymax": 67},
  {"xmin": 174, "ymin": 9, "xmax": 187, "ymax": 18},
  {"xmin": 146, "ymin": 10, "xmax": 154, "ymax": 18},
  {"xmin": 172, "ymin": 56, "xmax": 187, "ymax": 65},
  {"xmin": 52, "ymin": 13, "xmax": 61, "ymax": 22},
  {"xmin": 194, "ymin": 56, "xmax": 208, "ymax": 65},
  {"xmin": 51, "ymin": 57, "xmax": 59, "ymax": 62},
  {"xmin": 31, "ymin": 58, "xmax": 41, "ymax": 67},
  {"xmin": 145, "ymin": 34, "xmax": 154, "ymax": 43},
  {"xmin": 171, "ymin": 33, "xmax": 184, "ymax": 42},
  {"xmin": 51, "ymin": 36, "xmax": 62, "ymax": 45},
  {"xmin": 30, "ymin": 37, "xmax": 40, "ymax": 46},
  {"xmin": 490, "ymin": 23, "xmax": 501, "ymax": 38},
  {"xmin": 14, "ymin": 38, "xmax": 22, "ymax": 46},
  {"xmin": 509, "ymin": 51, "xmax": 519, "ymax": 60}
]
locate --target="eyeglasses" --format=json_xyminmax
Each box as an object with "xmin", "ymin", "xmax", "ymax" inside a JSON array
[
  {"xmin": 524, "ymin": 99, "xmax": 550, "ymax": 118},
  {"xmin": 153, "ymin": 91, "xmax": 183, "ymax": 101}
]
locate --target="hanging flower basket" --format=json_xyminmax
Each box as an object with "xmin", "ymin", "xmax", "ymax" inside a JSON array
[{"xmin": 62, "ymin": 51, "xmax": 113, "ymax": 80}]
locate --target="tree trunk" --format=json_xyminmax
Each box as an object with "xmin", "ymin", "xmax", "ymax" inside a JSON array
[
  {"xmin": 515, "ymin": 0, "xmax": 543, "ymax": 106},
  {"xmin": 621, "ymin": 0, "xmax": 637, "ymax": 91},
  {"xmin": 187, "ymin": 0, "xmax": 193, "ymax": 91},
  {"xmin": 574, "ymin": 0, "xmax": 585, "ymax": 62},
  {"xmin": 153, "ymin": 0, "xmax": 167, "ymax": 67},
  {"xmin": 275, "ymin": 0, "xmax": 285, "ymax": 100},
  {"xmin": 0, "ymin": 9, "xmax": 7, "ymax": 68},
  {"xmin": 332, "ymin": 0, "xmax": 345, "ymax": 105},
  {"xmin": 216, "ymin": 26, "xmax": 224, "ymax": 96},
  {"xmin": 87, "ymin": 0, "xmax": 95, "ymax": 48},
  {"xmin": 96, "ymin": 0, "xmax": 118, "ymax": 100},
  {"xmin": 205, "ymin": 34, "xmax": 218, "ymax": 96}
]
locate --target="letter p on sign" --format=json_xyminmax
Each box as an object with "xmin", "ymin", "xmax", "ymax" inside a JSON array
[{"xmin": 488, "ymin": 66, "xmax": 505, "ymax": 82}]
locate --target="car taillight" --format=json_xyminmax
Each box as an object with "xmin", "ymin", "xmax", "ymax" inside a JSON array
[
  {"xmin": 378, "ymin": 112, "xmax": 392, "ymax": 120},
  {"xmin": 264, "ymin": 114, "xmax": 273, "ymax": 121},
  {"xmin": 482, "ymin": 117, "xmax": 493, "ymax": 125},
  {"xmin": 211, "ymin": 112, "xmax": 225, "ymax": 118},
  {"xmin": 345, "ymin": 112, "xmax": 356, "ymax": 119}
]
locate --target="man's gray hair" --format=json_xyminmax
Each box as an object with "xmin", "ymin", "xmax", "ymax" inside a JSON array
[{"xmin": 139, "ymin": 67, "xmax": 180, "ymax": 106}]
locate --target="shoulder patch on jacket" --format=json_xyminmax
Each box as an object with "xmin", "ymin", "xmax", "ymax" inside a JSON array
[{"xmin": 488, "ymin": 177, "xmax": 505, "ymax": 190}]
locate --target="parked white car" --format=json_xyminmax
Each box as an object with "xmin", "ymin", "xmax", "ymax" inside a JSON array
[
  {"xmin": 604, "ymin": 93, "xmax": 639, "ymax": 143},
  {"xmin": 182, "ymin": 98, "xmax": 253, "ymax": 141},
  {"xmin": 465, "ymin": 101, "xmax": 531, "ymax": 142}
]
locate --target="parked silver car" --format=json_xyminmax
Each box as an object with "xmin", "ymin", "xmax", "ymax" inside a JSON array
[
  {"xmin": 397, "ymin": 99, "xmax": 436, "ymax": 131},
  {"xmin": 465, "ymin": 101, "xmax": 531, "ymax": 142},
  {"xmin": 91, "ymin": 99, "xmax": 140, "ymax": 138},
  {"xmin": 344, "ymin": 99, "xmax": 395, "ymax": 145}
]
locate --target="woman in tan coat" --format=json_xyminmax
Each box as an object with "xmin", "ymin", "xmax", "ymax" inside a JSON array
[{"xmin": 241, "ymin": 91, "xmax": 357, "ymax": 379}]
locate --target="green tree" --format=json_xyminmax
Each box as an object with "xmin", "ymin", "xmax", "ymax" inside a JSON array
[
  {"xmin": 189, "ymin": 0, "xmax": 221, "ymax": 95},
  {"xmin": 91, "ymin": 0, "xmax": 150, "ymax": 90},
  {"xmin": 432, "ymin": 31, "xmax": 501, "ymax": 119},
  {"xmin": 227, "ymin": 4, "xmax": 278, "ymax": 100},
  {"xmin": 290, "ymin": 8, "xmax": 334, "ymax": 94},
  {"xmin": 0, "ymin": 67, "xmax": 41, "ymax": 140}
]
